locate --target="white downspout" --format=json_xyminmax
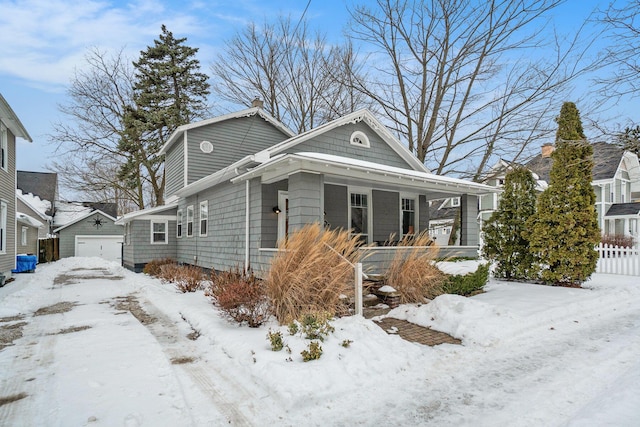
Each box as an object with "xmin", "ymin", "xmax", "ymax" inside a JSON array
[{"xmin": 245, "ymin": 180, "xmax": 250, "ymax": 273}]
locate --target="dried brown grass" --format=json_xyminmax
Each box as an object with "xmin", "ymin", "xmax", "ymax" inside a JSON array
[
  {"xmin": 265, "ymin": 223, "xmax": 363, "ymax": 324},
  {"xmin": 385, "ymin": 232, "xmax": 445, "ymax": 304},
  {"xmin": 143, "ymin": 258, "xmax": 176, "ymax": 277}
]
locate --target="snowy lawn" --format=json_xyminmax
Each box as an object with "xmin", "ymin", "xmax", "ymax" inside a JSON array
[{"xmin": 1, "ymin": 257, "xmax": 639, "ymax": 426}]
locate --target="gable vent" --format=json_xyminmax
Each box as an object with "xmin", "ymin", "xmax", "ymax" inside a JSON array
[{"xmin": 200, "ymin": 140, "xmax": 214, "ymax": 153}]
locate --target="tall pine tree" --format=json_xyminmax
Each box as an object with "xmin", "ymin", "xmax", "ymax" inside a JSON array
[
  {"xmin": 123, "ymin": 25, "xmax": 210, "ymax": 206},
  {"xmin": 482, "ymin": 166, "xmax": 537, "ymax": 280},
  {"xmin": 526, "ymin": 102, "xmax": 600, "ymax": 285}
]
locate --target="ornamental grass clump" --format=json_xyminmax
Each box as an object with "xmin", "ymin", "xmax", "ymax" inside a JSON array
[
  {"xmin": 385, "ymin": 231, "xmax": 446, "ymax": 303},
  {"xmin": 265, "ymin": 223, "xmax": 362, "ymax": 324}
]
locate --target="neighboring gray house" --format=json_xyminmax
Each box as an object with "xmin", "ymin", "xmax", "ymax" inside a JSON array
[
  {"xmin": 479, "ymin": 142, "xmax": 640, "ymax": 238},
  {"xmin": 16, "ymin": 212, "xmax": 42, "ymax": 255},
  {"xmin": 17, "ymin": 190, "xmax": 52, "ymax": 239},
  {"xmin": 53, "ymin": 210, "xmax": 123, "ymax": 262},
  {"xmin": 117, "ymin": 106, "xmax": 495, "ymax": 276},
  {"xmin": 0, "ymin": 94, "xmax": 32, "ymax": 284}
]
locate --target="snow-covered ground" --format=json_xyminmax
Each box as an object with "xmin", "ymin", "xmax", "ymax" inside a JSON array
[{"xmin": 1, "ymin": 257, "xmax": 639, "ymax": 426}]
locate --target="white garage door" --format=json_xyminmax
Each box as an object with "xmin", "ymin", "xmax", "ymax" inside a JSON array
[{"xmin": 75, "ymin": 235, "xmax": 123, "ymax": 262}]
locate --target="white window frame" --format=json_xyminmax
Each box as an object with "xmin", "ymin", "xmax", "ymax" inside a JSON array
[
  {"xmin": 348, "ymin": 187, "xmax": 372, "ymax": 244},
  {"xmin": 199, "ymin": 201, "xmax": 208, "ymax": 237},
  {"xmin": 400, "ymin": 194, "xmax": 418, "ymax": 238},
  {"xmin": 186, "ymin": 205, "xmax": 194, "ymax": 237},
  {"xmin": 349, "ymin": 131, "xmax": 370, "ymax": 148},
  {"xmin": 150, "ymin": 220, "xmax": 168, "ymax": 244},
  {"xmin": 0, "ymin": 201, "xmax": 7, "ymax": 253},
  {"xmin": 621, "ymin": 180, "xmax": 627, "ymax": 203},
  {"xmin": 451, "ymin": 197, "xmax": 460, "ymax": 207},
  {"xmin": 176, "ymin": 209, "xmax": 183, "ymax": 238},
  {"xmin": 0, "ymin": 122, "xmax": 7, "ymax": 171},
  {"xmin": 21, "ymin": 226, "xmax": 27, "ymax": 246}
]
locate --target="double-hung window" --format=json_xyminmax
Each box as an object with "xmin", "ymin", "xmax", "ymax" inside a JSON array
[
  {"xmin": 0, "ymin": 201, "xmax": 7, "ymax": 253},
  {"xmin": 151, "ymin": 220, "xmax": 168, "ymax": 244},
  {"xmin": 186, "ymin": 205, "xmax": 194, "ymax": 237},
  {"xmin": 350, "ymin": 192, "xmax": 369, "ymax": 243},
  {"xmin": 177, "ymin": 209, "xmax": 183, "ymax": 238},
  {"xmin": 199, "ymin": 201, "xmax": 208, "ymax": 236},
  {"xmin": 21, "ymin": 226, "xmax": 27, "ymax": 246},
  {"xmin": 401, "ymin": 197, "xmax": 416, "ymax": 237}
]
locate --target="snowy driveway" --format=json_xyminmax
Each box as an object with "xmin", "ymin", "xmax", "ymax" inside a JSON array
[{"xmin": 1, "ymin": 258, "xmax": 640, "ymax": 426}]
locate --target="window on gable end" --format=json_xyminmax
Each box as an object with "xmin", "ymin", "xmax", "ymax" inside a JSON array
[{"xmin": 350, "ymin": 131, "xmax": 370, "ymax": 148}]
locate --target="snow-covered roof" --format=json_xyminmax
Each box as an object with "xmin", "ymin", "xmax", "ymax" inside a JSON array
[
  {"xmin": 114, "ymin": 203, "xmax": 179, "ymax": 225},
  {"xmin": 16, "ymin": 190, "xmax": 51, "ymax": 221},
  {"xmin": 16, "ymin": 212, "xmax": 43, "ymax": 228},
  {"xmin": 53, "ymin": 209, "xmax": 118, "ymax": 233},
  {"xmin": 53, "ymin": 201, "xmax": 95, "ymax": 228},
  {"xmin": 159, "ymin": 107, "xmax": 295, "ymax": 155}
]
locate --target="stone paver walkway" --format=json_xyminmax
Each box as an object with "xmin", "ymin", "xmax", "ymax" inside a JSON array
[{"xmin": 364, "ymin": 307, "xmax": 461, "ymax": 347}]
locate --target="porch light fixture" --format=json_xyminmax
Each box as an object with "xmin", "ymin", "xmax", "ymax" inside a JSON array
[{"xmin": 273, "ymin": 206, "xmax": 281, "ymax": 214}]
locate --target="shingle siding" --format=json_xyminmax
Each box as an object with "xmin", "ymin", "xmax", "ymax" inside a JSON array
[
  {"xmin": 325, "ymin": 184, "xmax": 348, "ymax": 230},
  {"xmin": 58, "ymin": 212, "xmax": 123, "ymax": 258},
  {"xmin": 289, "ymin": 122, "xmax": 411, "ymax": 169},
  {"xmin": 165, "ymin": 137, "xmax": 185, "ymax": 197},
  {"xmin": 123, "ymin": 218, "xmax": 177, "ymax": 271},
  {"xmin": 0, "ymin": 127, "xmax": 16, "ymax": 276}
]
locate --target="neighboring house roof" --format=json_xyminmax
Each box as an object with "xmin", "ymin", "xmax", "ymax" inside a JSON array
[
  {"xmin": 231, "ymin": 152, "xmax": 497, "ymax": 196},
  {"xmin": 525, "ymin": 142, "xmax": 629, "ymax": 183},
  {"xmin": 53, "ymin": 209, "xmax": 118, "ymax": 233},
  {"xmin": 53, "ymin": 201, "xmax": 118, "ymax": 228},
  {"xmin": 17, "ymin": 171, "xmax": 57, "ymax": 214},
  {"xmin": 258, "ymin": 109, "xmax": 429, "ymax": 173},
  {"xmin": 114, "ymin": 203, "xmax": 179, "ymax": 225},
  {"xmin": 0, "ymin": 93, "xmax": 32, "ymax": 142},
  {"xmin": 16, "ymin": 212, "xmax": 43, "ymax": 228},
  {"xmin": 429, "ymin": 201, "xmax": 458, "ymax": 221},
  {"xmin": 16, "ymin": 190, "xmax": 52, "ymax": 222},
  {"xmin": 81, "ymin": 202, "xmax": 117, "ymax": 218},
  {"xmin": 159, "ymin": 107, "xmax": 295, "ymax": 155},
  {"xmin": 605, "ymin": 202, "xmax": 640, "ymax": 217}
]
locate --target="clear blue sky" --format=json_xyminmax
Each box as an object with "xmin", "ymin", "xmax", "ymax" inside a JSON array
[{"xmin": 0, "ymin": 0, "xmax": 627, "ymax": 175}]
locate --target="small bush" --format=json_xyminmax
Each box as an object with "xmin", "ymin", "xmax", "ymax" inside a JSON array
[
  {"xmin": 174, "ymin": 265, "xmax": 205, "ymax": 293},
  {"xmin": 143, "ymin": 258, "xmax": 176, "ymax": 277},
  {"xmin": 301, "ymin": 341, "xmax": 323, "ymax": 362},
  {"xmin": 442, "ymin": 263, "xmax": 489, "ymax": 296},
  {"xmin": 300, "ymin": 311, "xmax": 335, "ymax": 341},
  {"xmin": 287, "ymin": 321, "xmax": 299, "ymax": 336},
  {"xmin": 385, "ymin": 232, "xmax": 446, "ymax": 303},
  {"xmin": 601, "ymin": 234, "xmax": 635, "ymax": 248},
  {"xmin": 205, "ymin": 268, "xmax": 270, "ymax": 327},
  {"xmin": 267, "ymin": 330, "xmax": 284, "ymax": 351},
  {"xmin": 265, "ymin": 223, "xmax": 363, "ymax": 324}
]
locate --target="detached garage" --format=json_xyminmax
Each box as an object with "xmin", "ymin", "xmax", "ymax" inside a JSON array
[{"xmin": 54, "ymin": 210, "xmax": 124, "ymax": 262}]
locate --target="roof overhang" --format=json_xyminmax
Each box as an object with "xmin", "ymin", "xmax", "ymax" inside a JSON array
[
  {"xmin": 231, "ymin": 152, "xmax": 497, "ymax": 197},
  {"xmin": 0, "ymin": 94, "xmax": 32, "ymax": 142},
  {"xmin": 17, "ymin": 212, "xmax": 43, "ymax": 228},
  {"xmin": 115, "ymin": 202, "xmax": 179, "ymax": 225}
]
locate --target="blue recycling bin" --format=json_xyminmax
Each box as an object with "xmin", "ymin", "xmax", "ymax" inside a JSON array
[{"xmin": 13, "ymin": 254, "xmax": 37, "ymax": 273}]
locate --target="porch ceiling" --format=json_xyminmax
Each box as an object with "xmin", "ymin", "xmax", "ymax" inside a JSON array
[{"xmin": 231, "ymin": 152, "xmax": 497, "ymax": 197}]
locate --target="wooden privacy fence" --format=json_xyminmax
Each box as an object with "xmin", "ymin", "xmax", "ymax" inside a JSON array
[
  {"xmin": 39, "ymin": 237, "xmax": 60, "ymax": 263},
  {"xmin": 596, "ymin": 243, "xmax": 640, "ymax": 275}
]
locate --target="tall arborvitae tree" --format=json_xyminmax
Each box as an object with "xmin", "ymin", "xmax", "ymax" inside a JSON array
[
  {"xmin": 526, "ymin": 102, "xmax": 600, "ymax": 285},
  {"xmin": 125, "ymin": 25, "xmax": 210, "ymax": 206},
  {"xmin": 482, "ymin": 166, "xmax": 537, "ymax": 280}
]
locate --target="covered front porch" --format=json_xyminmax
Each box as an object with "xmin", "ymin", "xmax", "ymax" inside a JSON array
[{"xmin": 233, "ymin": 152, "xmax": 496, "ymax": 276}]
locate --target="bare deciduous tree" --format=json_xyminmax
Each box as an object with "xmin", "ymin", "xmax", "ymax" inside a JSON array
[
  {"xmin": 210, "ymin": 16, "xmax": 373, "ymax": 133},
  {"xmin": 347, "ymin": 0, "xmax": 598, "ymax": 179}
]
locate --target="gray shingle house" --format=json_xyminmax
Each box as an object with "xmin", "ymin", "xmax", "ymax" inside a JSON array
[
  {"xmin": 0, "ymin": 94, "xmax": 32, "ymax": 284},
  {"xmin": 117, "ymin": 106, "xmax": 495, "ymax": 275}
]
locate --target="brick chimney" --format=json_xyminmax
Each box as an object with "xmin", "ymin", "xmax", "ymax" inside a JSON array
[
  {"xmin": 251, "ymin": 97, "xmax": 264, "ymax": 108},
  {"xmin": 541, "ymin": 143, "xmax": 555, "ymax": 158}
]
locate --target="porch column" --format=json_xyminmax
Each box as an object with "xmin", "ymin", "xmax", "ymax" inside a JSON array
[
  {"xmin": 460, "ymin": 194, "xmax": 479, "ymax": 247},
  {"xmin": 288, "ymin": 172, "xmax": 324, "ymax": 232}
]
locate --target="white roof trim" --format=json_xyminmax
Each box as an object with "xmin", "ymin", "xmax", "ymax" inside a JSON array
[
  {"xmin": 114, "ymin": 203, "xmax": 179, "ymax": 225},
  {"xmin": 53, "ymin": 209, "xmax": 118, "ymax": 233},
  {"xmin": 159, "ymin": 107, "xmax": 295, "ymax": 155},
  {"xmin": 256, "ymin": 109, "xmax": 428, "ymax": 173},
  {"xmin": 0, "ymin": 93, "xmax": 32, "ymax": 142},
  {"xmin": 17, "ymin": 212, "xmax": 44, "ymax": 228}
]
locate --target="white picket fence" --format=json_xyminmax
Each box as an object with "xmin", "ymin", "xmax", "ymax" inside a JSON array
[{"xmin": 596, "ymin": 243, "xmax": 640, "ymax": 275}]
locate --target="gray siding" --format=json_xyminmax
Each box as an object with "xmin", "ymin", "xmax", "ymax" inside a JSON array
[
  {"xmin": 460, "ymin": 194, "xmax": 479, "ymax": 247},
  {"xmin": 372, "ymin": 190, "xmax": 399, "ymax": 242},
  {"xmin": 260, "ymin": 180, "xmax": 287, "ymax": 249},
  {"xmin": 123, "ymin": 217, "xmax": 177, "ymax": 271},
  {"xmin": 187, "ymin": 115, "xmax": 290, "ymax": 185},
  {"xmin": 165, "ymin": 137, "xmax": 185, "ymax": 197},
  {"xmin": 291, "ymin": 121, "xmax": 411, "ymax": 169},
  {"xmin": 288, "ymin": 172, "xmax": 323, "ymax": 232},
  {"xmin": 0, "ymin": 127, "xmax": 16, "ymax": 276},
  {"xmin": 17, "ymin": 223, "xmax": 38, "ymax": 255},
  {"xmin": 58, "ymin": 212, "xmax": 123, "ymax": 258},
  {"xmin": 419, "ymin": 195, "xmax": 429, "ymax": 233},
  {"xmin": 17, "ymin": 198, "xmax": 49, "ymax": 238},
  {"xmin": 325, "ymin": 184, "xmax": 348, "ymax": 231}
]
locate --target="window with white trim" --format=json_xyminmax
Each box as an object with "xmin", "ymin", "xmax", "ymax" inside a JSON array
[
  {"xmin": 186, "ymin": 205, "xmax": 194, "ymax": 237},
  {"xmin": 401, "ymin": 197, "xmax": 416, "ymax": 237},
  {"xmin": 350, "ymin": 192, "xmax": 369, "ymax": 243},
  {"xmin": 451, "ymin": 197, "xmax": 460, "ymax": 207},
  {"xmin": 199, "ymin": 201, "xmax": 208, "ymax": 236},
  {"xmin": 151, "ymin": 220, "xmax": 168, "ymax": 244},
  {"xmin": 21, "ymin": 226, "xmax": 27, "ymax": 246},
  {"xmin": 177, "ymin": 209, "xmax": 183, "ymax": 238},
  {"xmin": 0, "ymin": 201, "xmax": 6, "ymax": 253},
  {"xmin": 350, "ymin": 131, "xmax": 370, "ymax": 148},
  {"xmin": 1, "ymin": 122, "xmax": 7, "ymax": 171}
]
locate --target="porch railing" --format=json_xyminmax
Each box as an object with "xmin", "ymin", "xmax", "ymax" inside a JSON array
[{"xmin": 596, "ymin": 243, "xmax": 640, "ymax": 276}]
